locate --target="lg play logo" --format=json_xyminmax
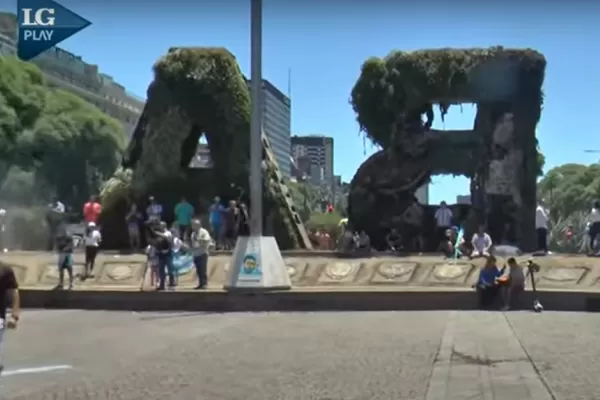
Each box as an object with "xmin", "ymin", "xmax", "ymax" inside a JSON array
[{"xmin": 17, "ymin": 0, "xmax": 91, "ymax": 61}]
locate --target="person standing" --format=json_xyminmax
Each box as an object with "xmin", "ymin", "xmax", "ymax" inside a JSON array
[
  {"xmin": 208, "ymin": 197, "xmax": 224, "ymax": 247},
  {"xmin": 402, "ymin": 200, "xmax": 424, "ymax": 251},
  {"xmin": 535, "ymin": 203, "xmax": 549, "ymax": 253},
  {"xmin": 46, "ymin": 197, "xmax": 65, "ymax": 251},
  {"xmin": 0, "ymin": 264, "xmax": 20, "ymax": 374},
  {"xmin": 190, "ymin": 219, "xmax": 212, "ymax": 289},
  {"xmin": 223, "ymin": 200, "xmax": 240, "ymax": 250},
  {"xmin": 434, "ymin": 201, "xmax": 453, "ymax": 242},
  {"xmin": 146, "ymin": 196, "xmax": 163, "ymax": 223},
  {"xmin": 587, "ymin": 201, "xmax": 600, "ymax": 254},
  {"xmin": 125, "ymin": 204, "xmax": 142, "ymax": 251},
  {"xmin": 82, "ymin": 195, "xmax": 102, "ymax": 224},
  {"xmin": 238, "ymin": 203, "xmax": 250, "ymax": 237},
  {"xmin": 55, "ymin": 229, "xmax": 74, "ymax": 290},
  {"xmin": 83, "ymin": 222, "xmax": 102, "ymax": 279},
  {"xmin": 153, "ymin": 221, "xmax": 175, "ymax": 291},
  {"xmin": 174, "ymin": 197, "xmax": 194, "ymax": 242}
]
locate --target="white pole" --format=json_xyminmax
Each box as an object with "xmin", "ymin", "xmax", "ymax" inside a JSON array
[{"xmin": 249, "ymin": 0, "xmax": 263, "ymax": 235}]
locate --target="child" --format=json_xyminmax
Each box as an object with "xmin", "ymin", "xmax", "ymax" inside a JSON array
[
  {"xmin": 145, "ymin": 242, "xmax": 159, "ymax": 289},
  {"xmin": 56, "ymin": 230, "xmax": 74, "ymax": 290},
  {"xmin": 501, "ymin": 257, "xmax": 526, "ymax": 310}
]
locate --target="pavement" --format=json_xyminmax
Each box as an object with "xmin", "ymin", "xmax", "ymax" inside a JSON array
[{"xmin": 1, "ymin": 310, "xmax": 599, "ymax": 400}]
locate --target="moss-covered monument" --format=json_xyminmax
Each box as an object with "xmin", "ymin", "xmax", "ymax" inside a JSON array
[
  {"xmin": 348, "ymin": 46, "xmax": 546, "ymax": 251},
  {"xmin": 100, "ymin": 48, "xmax": 310, "ymax": 249}
]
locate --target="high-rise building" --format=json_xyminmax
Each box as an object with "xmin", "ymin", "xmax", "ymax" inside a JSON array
[
  {"xmin": 291, "ymin": 135, "xmax": 334, "ymax": 186},
  {"xmin": 0, "ymin": 13, "xmax": 144, "ymax": 139},
  {"xmin": 247, "ymin": 79, "xmax": 291, "ymax": 178}
]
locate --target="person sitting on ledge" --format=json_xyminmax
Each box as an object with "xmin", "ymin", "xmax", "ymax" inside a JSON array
[
  {"xmin": 355, "ymin": 230, "xmax": 371, "ymax": 253},
  {"xmin": 500, "ymin": 257, "xmax": 526, "ymax": 311},
  {"xmin": 471, "ymin": 225, "xmax": 493, "ymax": 258},
  {"xmin": 386, "ymin": 228, "xmax": 403, "ymax": 252},
  {"xmin": 475, "ymin": 255, "xmax": 505, "ymax": 308},
  {"xmin": 438, "ymin": 227, "xmax": 469, "ymax": 258}
]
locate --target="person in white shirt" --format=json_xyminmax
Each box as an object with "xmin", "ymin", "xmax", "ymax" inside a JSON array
[
  {"xmin": 434, "ymin": 201, "xmax": 453, "ymax": 241},
  {"xmin": 83, "ymin": 222, "xmax": 102, "ymax": 279},
  {"xmin": 190, "ymin": 219, "xmax": 212, "ymax": 289},
  {"xmin": 535, "ymin": 204, "xmax": 549, "ymax": 253},
  {"xmin": 587, "ymin": 201, "xmax": 600, "ymax": 253},
  {"xmin": 471, "ymin": 225, "xmax": 492, "ymax": 258}
]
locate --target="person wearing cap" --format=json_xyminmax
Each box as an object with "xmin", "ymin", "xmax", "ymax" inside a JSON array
[{"xmin": 83, "ymin": 221, "xmax": 102, "ymax": 279}]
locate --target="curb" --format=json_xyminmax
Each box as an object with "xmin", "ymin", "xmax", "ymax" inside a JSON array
[{"xmin": 19, "ymin": 289, "xmax": 600, "ymax": 313}]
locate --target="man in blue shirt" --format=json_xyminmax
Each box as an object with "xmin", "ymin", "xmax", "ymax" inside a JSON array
[
  {"xmin": 476, "ymin": 255, "xmax": 505, "ymax": 308},
  {"xmin": 208, "ymin": 197, "xmax": 224, "ymax": 248},
  {"xmin": 174, "ymin": 197, "xmax": 194, "ymax": 241}
]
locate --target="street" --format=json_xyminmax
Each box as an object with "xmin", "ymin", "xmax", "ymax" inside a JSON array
[{"xmin": 0, "ymin": 310, "xmax": 598, "ymax": 400}]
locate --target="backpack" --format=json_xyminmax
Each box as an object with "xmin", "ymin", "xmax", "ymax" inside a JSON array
[{"xmin": 156, "ymin": 235, "xmax": 171, "ymax": 252}]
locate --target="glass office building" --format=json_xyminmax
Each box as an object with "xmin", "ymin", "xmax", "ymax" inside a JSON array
[{"xmin": 248, "ymin": 80, "xmax": 292, "ymax": 178}]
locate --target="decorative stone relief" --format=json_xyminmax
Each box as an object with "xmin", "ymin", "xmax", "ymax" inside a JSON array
[
  {"xmin": 105, "ymin": 264, "xmax": 135, "ymax": 281},
  {"xmin": 432, "ymin": 263, "xmax": 472, "ymax": 281},
  {"xmin": 541, "ymin": 267, "xmax": 586, "ymax": 283},
  {"xmin": 377, "ymin": 262, "xmax": 417, "ymax": 281},
  {"xmin": 325, "ymin": 262, "xmax": 354, "ymax": 280}
]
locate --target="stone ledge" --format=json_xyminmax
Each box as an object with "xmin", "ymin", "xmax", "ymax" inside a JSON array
[{"xmin": 18, "ymin": 288, "xmax": 600, "ymax": 313}]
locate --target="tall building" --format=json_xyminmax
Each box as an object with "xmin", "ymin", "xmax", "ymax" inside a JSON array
[
  {"xmin": 0, "ymin": 13, "xmax": 144, "ymax": 139},
  {"xmin": 291, "ymin": 135, "xmax": 334, "ymax": 187},
  {"xmin": 247, "ymin": 79, "xmax": 291, "ymax": 178}
]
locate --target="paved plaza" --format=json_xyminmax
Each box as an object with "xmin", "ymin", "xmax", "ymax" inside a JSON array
[{"xmin": 0, "ymin": 310, "xmax": 598, "ymax": 400}]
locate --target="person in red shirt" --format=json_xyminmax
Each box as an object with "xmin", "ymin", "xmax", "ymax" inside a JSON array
[{"xmin": 83, "ymin": 195, "xmax": 102, "ymax": 224}]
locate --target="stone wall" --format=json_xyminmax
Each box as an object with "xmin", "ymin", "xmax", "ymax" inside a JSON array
[{"xmin": 3, "ymin": 253, "xmax": 600, "ymax": 291}]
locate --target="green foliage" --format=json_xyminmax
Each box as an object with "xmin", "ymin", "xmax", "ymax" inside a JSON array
[
  {"xmin": 547, "ymin": 211, "xmax": 588, "ymax": 253},
  {"xmin": 0, "ymin": 56, "xmax": 126, "ymax": 207},
  {"xmin": 305, "ymin": 211, "xmax": 343, "ymax": 238},
  {"xmin": 350, "ymin": 47, "xmax": 546, "ymax": 148},
  {"xmin": 100, "ymin": 166, "xmax": 134, "ymax": 210},
  {"xmin": 538, "ymin": 163, "xmax": 600, "ymax": 219},
  {"xmin": 149, "ymin": 48, "xmax": 251, "ymax": 184}
]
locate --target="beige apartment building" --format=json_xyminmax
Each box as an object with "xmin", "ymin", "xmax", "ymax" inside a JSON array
[{"xmin": 0, "ymin": 12, "xmax": 143, "ymax": 138}]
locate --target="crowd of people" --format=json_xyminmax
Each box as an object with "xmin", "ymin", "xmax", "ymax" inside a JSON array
[{"xmin": 43, "ymin": 194, "xmax": 252, "ymax": 291}]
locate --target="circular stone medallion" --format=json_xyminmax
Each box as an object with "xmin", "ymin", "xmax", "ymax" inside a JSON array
[
  {"xmin": 544, "ymin": 268, "xmax": 582, "ymax": 282},
  {"xmin": 378, "ymin": 263, "xmax": 414, "ymax": 279},
  {"xmin": 434, "ymin": 263, "xmax": 468, "ymax": 280},
  {"xmin": 107, "ymin": 265, "xmax": 134, "ymax": 281},
  {"xmin": 326, "ymin": 262, "xmax": 353, "ymax": 280}
]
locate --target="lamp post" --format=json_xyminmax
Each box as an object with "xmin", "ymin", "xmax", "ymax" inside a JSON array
[
  {"xmin": 223, "ymin": 0, "xmax": 291, "ymax": 291},
  {"xmin": 249, "ymin": 0, "xmax": 263, "ymax": 235}
]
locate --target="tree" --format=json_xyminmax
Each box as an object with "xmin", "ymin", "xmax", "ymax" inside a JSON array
[
  {"xmin": 0, "ymin": 56, "xmax": 126, "ymax": 207},
  {"xmin": 538, "ymin": 163, "xmax": 600, "ymax": 219}
]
